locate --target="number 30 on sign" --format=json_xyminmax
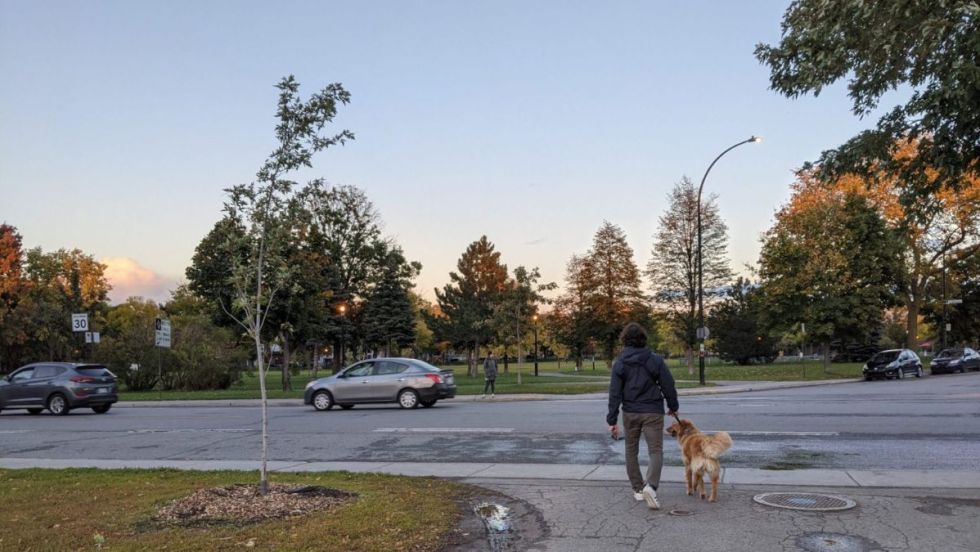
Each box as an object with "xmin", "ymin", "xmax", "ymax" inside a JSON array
[{"xmin": 72, "ymin": 313, "xmax": 89, "ymax": 332}]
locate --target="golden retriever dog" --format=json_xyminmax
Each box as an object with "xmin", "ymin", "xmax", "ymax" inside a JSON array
[{"xmin": 665, "ymin": 418, "xmax": 733, "ymax": 502}]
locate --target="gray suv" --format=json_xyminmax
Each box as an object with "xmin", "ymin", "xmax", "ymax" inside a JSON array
[
  {"xmin": 0, "ymin": 363, "xmax": 119, "ymax": 415},
  {"xmin": 304, "ymin": 358, "xmax": 456, "ymax": 411}
]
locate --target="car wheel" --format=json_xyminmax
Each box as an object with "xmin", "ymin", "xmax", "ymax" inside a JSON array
[
  {"xmin": 421, "ymin": 400, "xmax": 437, "ymax": 408},
  {"xmin": 398, "ymin": 389, "xmax": 420, "ymax": 409},
  {"xmin": 958, "ymin": 366, "xmax": 965, "ymax": 374},
  {"xmin": 915, "ymin": 365, "xmax": 923, "ymax": 378},
  {"xmin": 896, "ymin": 367, "xmax": 905, "ymax": 380},
  {"xmin": 339, "ymin": 404, "xmax": 354, "ymax": 410},
  {"xmin": 47, "ymin": 394, "xmax": 70, "ymax": 416},
  {"xmin": 28, "ymin": 408, "xmax": 43, "ymax": 415},
  {"xmin": 312, "ymin": 390, "xmax": 334, "ymax": 411},
  {"xmin": 92, "ymin": 404, "xmax": 111, "ymax": 414}
]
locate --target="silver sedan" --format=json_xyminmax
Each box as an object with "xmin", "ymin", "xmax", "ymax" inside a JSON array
[{"xmin": 303, "ymin": 358, "xmax": 457, "ymax": 411}]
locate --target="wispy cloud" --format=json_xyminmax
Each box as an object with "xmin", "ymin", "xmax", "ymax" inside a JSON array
[
  {"xmin": 101, "ymin": 257, "xmax": 177, "ymax": 304},
  {"xmin": 523, "ymin": 238, "xmax": 547, "ymax": 246}
]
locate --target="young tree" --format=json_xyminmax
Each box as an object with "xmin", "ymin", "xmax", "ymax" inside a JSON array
[
  {"xmin": 756, "ymin": 1, "xmax": 980, "ymax": 206},
  {"xmin": 490, "ymin": 266, "xmax": 556, "ymax": 384},
  {"xmin": 584, "ymin": 221, "xmax": 647, "ymax": 365},
  {"xmin": 217, "ymin": 75, "xmax": 352, "ymax": 494},
  {"xmin": 550, "ymin": 255, "xmax": 597, "ymax": 371},
  {"xmin": 648, "ymin": 177, "xmax": 732, "ymax": 373},
  {"xmin": 759, "ymin": 193, "xmax": 904, "ymax": 371},
  {"xmin": 708, "ymin": 278, "xmax": 778, "ymax": 365},
  {"xmin": 427, "ymin": 236, "xmax": 508, "ymax": 377}
]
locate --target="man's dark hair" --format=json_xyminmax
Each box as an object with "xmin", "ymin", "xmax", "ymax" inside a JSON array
[{"xmin": 620, "ymin": 322, "xmax": 648, "ymax": 348}]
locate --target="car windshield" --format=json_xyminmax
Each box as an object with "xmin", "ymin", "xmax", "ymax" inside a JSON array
[
  {"xmin": 936, "ymin": 349, "xmax": 963, "ymax": 359},
  {"xmin": 76, "ymin": 366, "xmax": 114, "ymax": 377},
  {"xmin": 870, "ymin": 351, "xmax": 900, "ymax": 363}
]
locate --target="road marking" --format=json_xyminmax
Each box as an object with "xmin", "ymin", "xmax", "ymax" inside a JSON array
[
  {"xmin": 126, "ymin": 429, "xmax": 257, "ymax": 434},
  {"xmin": 374, "ymin": 427, "xmax": 515, "ymax": 434},
  {"xmin": 709, "ymin": 431, "xmax": 839, "ymax": 436},
  {"xmin": 0, "ymin": 430, "xmax": 30, "ymax": 434}
]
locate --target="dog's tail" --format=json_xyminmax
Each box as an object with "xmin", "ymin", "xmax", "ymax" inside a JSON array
[{"xmin": 703, "ymin": 431, "xmax": 733, "ymax": 459}]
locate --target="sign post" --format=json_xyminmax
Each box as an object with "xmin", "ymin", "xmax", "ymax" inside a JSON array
[{"xmin": 155, "ymin": 319, "xmax": 171, "ymax": 399}]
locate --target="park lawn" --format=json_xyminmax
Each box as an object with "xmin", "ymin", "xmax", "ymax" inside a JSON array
[
  {"xmin": 120, "ymin": 366, "xmax": 707, "ymax": 400},
  {"xmin": 667, "ymin": 361, "xmax": 866, "ymax": 381},
  {"xmin": 0, "ymin": 468, "xmax": 464, "ymax": 552}
]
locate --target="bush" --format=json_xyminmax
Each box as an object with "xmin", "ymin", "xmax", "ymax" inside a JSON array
[{"xmin": 163, "ymin": 315, "xmax": 247, "ymax": 391}]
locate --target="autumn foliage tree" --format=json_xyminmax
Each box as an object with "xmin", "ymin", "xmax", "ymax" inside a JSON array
[
  {"xmin": 759, "ymin": 192, "xmax": 904, "ymax": 369},
  {"xmin": 787, "ymin": 140, "xmax": 980, "ymax": 348},
  {"xmin": 0, "ymin": 224, "xmax": 34, "ymax": 372}
]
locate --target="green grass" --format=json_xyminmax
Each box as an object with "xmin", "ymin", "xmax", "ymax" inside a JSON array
[
  {"xmin": 118, "ymin": 359, "xmax": 863, "ymax": 401},
  {"xmin": 0, "ymin": 468, "xmax": 465, "ymax": 552}
]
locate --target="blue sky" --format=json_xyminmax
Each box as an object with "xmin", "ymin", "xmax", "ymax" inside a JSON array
[{"xmin": 0, "ymin": 1, "xmax": 900, "ymax": 303}]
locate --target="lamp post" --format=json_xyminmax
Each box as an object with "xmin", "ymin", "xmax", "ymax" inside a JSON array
[
  {"xmin": 697, "ymin": 136, "xmax": 762, "ymax": 386},
  {"xmin": 337, "ymin": 304, "xmax": 347, "ymax": 369},
  {"xmin": 533, "ymin": 314, "xmax": 539, "ymax": 377}
]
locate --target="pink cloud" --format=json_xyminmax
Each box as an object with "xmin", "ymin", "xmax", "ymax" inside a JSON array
[{"xmin": 101, "ymin": 257, "xmax": 178, "ymax": 304}]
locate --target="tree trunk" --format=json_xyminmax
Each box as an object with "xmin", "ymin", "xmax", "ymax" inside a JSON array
[
  {"xmin": 468, "ymin": 344, "xmax": 477, "ymax": 378},
  {"xmin": 254, "ymin": 321, "xmax": 269, "ymax": 496},
  {"xmin": 575, "ymin": 354, "xmax": 582, "ymax": 371},
  {"xmin": 822, "ymin": 342, "xmax": 830, "ymax": 374},
  {"xmin": 906, "ymin": 296, "xmax": 921, "ymax": 350},
  {"xmin": 503, "ymin": 351, "xmax": 509, "ymax": 373},
  {"xmin": 281, "ymin": 335, "xmax": 292, "ymax": 392}
]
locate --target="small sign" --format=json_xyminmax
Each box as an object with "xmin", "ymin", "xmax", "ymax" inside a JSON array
[
  {"xmin": 155, "ymin": 318, "xmax": 171, "ymax": 348},
  {"xmin": 92, "ymin": 332, "xmax": 100, "ymax": 344},
  {"xmin": 696, "ymin": 326, "xmax": 710, "ymax": 340},
  {"xmin": 85, "ymin": 332, "xmax": 92, "ymax": 343},
  {"xmin": 946, "ymin": 299, "xmax": 963, "ymax": 305},
  {"xmin": 84, "ymin": 332, "xmax": 101, "ymax": 344},
  {"xmin": 72, "ymin": 313, "xmax": 89, "ymax": 333},
  {"xmin": 946, "ymin": 323, "xmax": 952, "ymax": 332}
]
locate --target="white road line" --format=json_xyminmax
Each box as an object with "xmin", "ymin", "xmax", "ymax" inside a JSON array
[
  {"xmin": 126, "ymin": 429, "xmax": 257, "ymax": 434},
  {"xmin": 374, "ymin": 427, "xmax": 515, "ymax": 434},
  {"xmin": 0, "ymin": 430, "xmax": 31, "ymax": 434},
  {"xmin": 709, "ymin": 431, "xmax": 840, "ymax": 436}
]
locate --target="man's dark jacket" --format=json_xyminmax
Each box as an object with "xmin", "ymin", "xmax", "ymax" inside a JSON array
[{"xmin": 606, "ymin": 346, "xmax": 679, "ymax": 426}]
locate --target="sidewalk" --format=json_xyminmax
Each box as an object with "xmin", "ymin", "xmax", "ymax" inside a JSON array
[
  {"xmin": 114, "ymin": 378, "xmax": 861, "ymax": 408},
  {"xmin": 2, "ymin": 457, "xmax": 977, "ymax": 489}
]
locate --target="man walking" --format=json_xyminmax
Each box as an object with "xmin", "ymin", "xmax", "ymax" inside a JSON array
[
  {"xmin": 607, "ymin": 322, "xmax": 679, "ymax": 509},
  {"xmin": 482, "ymin": 350, "xmax": 498, "ymax": 399}
]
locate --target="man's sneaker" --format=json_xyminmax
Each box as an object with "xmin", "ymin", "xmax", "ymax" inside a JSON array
[
  {"xmin": 633, "ymin": 491, "xmax": 644, "ymax": 501},
  {"xmin": 642, "ymin": 485, "xmax": 660, "ymax": 510},
  {"xmin": 481, "ymin": 394, "xmax": 486, "ymax": 399},
  {"xmin": 491, "ymin": 394, "xmax": 495, "ymax": 398}
]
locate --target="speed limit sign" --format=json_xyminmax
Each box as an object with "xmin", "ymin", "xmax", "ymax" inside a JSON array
[{"xmin": 72, "ymin": 313, "xmax": 89, "ymax": 333}]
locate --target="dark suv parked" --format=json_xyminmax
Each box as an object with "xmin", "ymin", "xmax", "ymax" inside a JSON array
[
  {"xmin": 0, "ymin": 363, "xmax": 118, "ymax": 415},
  {"xmin": 930, "ymin": 348, "xmax": 980, "ymax": 374}
]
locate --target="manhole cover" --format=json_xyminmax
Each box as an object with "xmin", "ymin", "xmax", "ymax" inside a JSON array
[
  {"xmin": 754, "ymin": 493, "xmax": 856, "ymax": 512},
  {"xmin": 668, "ymin": 509, "xmax": 694, "ymax": 516}
]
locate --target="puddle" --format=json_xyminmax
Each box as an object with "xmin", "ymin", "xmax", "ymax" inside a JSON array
[
  {"xmin": 474, "ymin": 502, "xmax": 514, "ymax": 550},
  {"xmin": 795, "ymin": 532, "xmax": 884, "ymax": 552}
]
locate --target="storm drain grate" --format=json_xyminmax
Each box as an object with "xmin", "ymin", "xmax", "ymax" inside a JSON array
[{"xmin": 754, "ymin": 493, "xmax": 857, "ymax": 512}]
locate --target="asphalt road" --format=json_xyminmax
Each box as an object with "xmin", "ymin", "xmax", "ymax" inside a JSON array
[{"xmin": 1, "ymin": 373, "xmax": 978, "ymax": 471}]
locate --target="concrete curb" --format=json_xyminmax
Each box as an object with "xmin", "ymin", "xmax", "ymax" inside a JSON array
[
  {"xmin": 2, "ymin": 458, "xmax": 977, "ymax": 489},
  {"xmin": 113, "ymin": 378, "xmax": 862, "ymax": 408}
]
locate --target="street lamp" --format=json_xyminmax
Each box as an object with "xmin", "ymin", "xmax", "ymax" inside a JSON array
[
  {"xmin": 533, "ymin": 314, "xmax": 539, "ymax": 377},
  {"xmin": 337, "ymin": 304, "xmax": 347, "ymax": 369},
  {"xmin": 697, "ymin": 135, "xmax": 762, "ymax": 386}
]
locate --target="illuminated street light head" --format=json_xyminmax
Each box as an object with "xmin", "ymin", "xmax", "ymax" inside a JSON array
[
  {"xmin": 750, "ymin": 135, "xmax": 763, "ymax": 143},
  {"xmin": 338, "ymin": 304, "xmax": 347, "ymax": 315}
]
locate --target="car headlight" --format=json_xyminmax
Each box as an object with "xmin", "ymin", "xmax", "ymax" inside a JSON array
[{"xmin": 862, "ymin": 364, "xmax": 869, "ymax": 372}]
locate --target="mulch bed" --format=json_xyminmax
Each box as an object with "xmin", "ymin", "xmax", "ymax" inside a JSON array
[{"xmin": 155, "ymin": 484, "xmax": 356, "ymax": 526}]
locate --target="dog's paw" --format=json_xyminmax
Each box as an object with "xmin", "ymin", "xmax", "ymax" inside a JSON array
[
  {"xmin": 700, "ymin": 493, "xmax": 706, "ymax": 500},
  {"xmin": 708, "ymin": 497, "xmax": 717, "ymax": 503},
  {"xmin": 686, "ymin": 490, "xmax": 693, "ymax": 496}
]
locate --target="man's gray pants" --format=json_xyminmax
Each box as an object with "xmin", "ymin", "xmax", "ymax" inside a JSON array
[{"xmin": 623, "ymin": 412, "xmax": 664, "ymax": 492}]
